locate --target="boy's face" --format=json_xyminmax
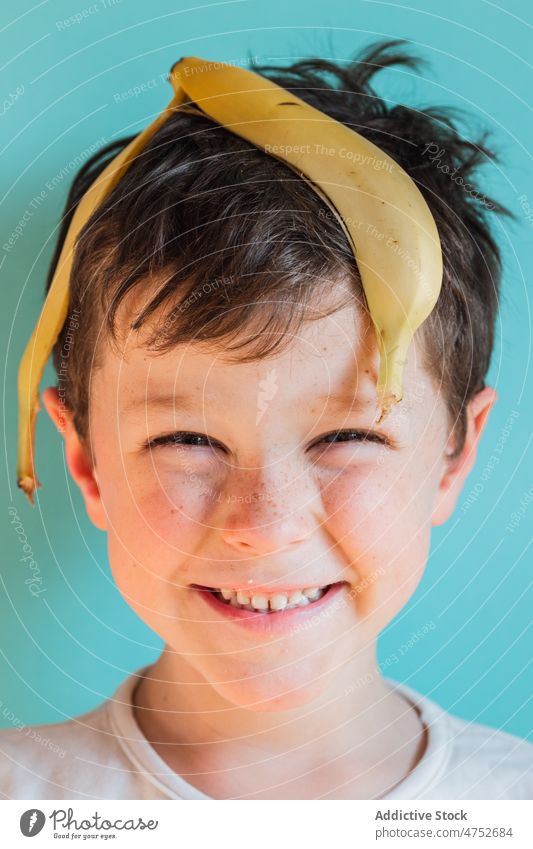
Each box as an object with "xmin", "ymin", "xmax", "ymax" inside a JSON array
[{"xmin": 45, "ymin": 293, "xmax": 494, "ymax": 711}]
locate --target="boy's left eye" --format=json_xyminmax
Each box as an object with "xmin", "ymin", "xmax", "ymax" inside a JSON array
[
  {"xmin": 312, "ymin": 429, "xmax": 388, "ymax": 447},
  {"xmin": 144, "ymin": 429, "xmax": 389, "ymax": 452}
]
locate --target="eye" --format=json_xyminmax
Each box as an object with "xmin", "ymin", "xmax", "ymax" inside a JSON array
[
  {"xmin": 144, "ymin": 428, "xmax": 391, "ymax": 454},
  {"xmin": 312, "ymin": 429, "xmax": 389, "ymax": 449},
  {"xmin": 145, "ymin": 431, "xmax": 225, "ymax": 452}
]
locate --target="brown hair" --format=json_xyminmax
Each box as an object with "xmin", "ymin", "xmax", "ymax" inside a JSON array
[{"xmin": 47, "ymin": 39, "xmax": 511, "ymax": 458}]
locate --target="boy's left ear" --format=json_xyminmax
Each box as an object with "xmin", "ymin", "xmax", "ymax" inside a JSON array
[
  {"xmin": 42, "ymin": 386, "xmax": 107, "ymax": 531},
  {"xmin": 432, "ymin": 385, "xmax": 498, "ymax": 526}
]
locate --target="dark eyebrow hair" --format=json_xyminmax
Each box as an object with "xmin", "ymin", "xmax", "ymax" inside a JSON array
[{"xmin": 120, "ymin": 389, "xmax": 376, "ymax": 416}]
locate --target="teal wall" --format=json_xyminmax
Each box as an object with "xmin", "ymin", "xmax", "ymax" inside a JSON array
[{"xmin": 1, "ymin": 0, "xmax": 531, "ymax": 738}]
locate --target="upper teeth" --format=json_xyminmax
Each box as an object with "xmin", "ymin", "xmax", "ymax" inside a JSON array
[{"xmin": 215, "ymin": 585, "xmax": 326, "ymax": 612}]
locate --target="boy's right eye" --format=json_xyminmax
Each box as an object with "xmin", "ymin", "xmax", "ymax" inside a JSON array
[{"xmin": 145, "ymin": 431, "xmax": 224, "ymax": 451}]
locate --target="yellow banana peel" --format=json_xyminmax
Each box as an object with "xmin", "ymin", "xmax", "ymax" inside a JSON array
[
  {"xmin": 17, "ymin": 56, "xmax": 442, "ymax": 504},
  {"xmin": 17, "ymin": 88, "xmax": 187, "ymax": 503}
]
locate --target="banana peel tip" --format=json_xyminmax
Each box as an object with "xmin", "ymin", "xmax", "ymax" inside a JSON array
[{"xmin": 17, "ymin": 475, "xmax": 40, "ymax": 506}]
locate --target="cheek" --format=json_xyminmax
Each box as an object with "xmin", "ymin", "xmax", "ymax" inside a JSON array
[
  {"xmin": 319, "ymin": 462, "xmax": 433, "ymax": 623},
  {"xmin": 100, "ymin": 452, "xmax": 220, "ymax": 568},
  {"xmin": 134, "ymin": 465, "xmax": 224, "ymax": 557},
  {"xmin": 103, "ymin": 465, "xmax": 234, "ymax": 642}
]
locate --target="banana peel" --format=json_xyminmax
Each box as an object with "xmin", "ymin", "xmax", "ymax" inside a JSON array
[
  {"xmin": 17, "ymin": 88, "xmax": 187, "ymax": 503},
  {"xmin": 17, "ymin": 56, "xmax": 442, "ymax": 504},
  {"xmin": 169, "ymin": 59, "xmax": 442, "ymax": 418}
]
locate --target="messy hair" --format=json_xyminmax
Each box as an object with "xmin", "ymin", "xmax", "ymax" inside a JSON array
[{"xmin": 47, "ymin": 39, "xmax": 511, "ymax": 458}]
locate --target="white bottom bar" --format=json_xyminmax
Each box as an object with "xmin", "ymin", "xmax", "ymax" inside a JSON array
[{"xmin": 1, "ymin": 799, "xmax": 531, "ymax": 847}]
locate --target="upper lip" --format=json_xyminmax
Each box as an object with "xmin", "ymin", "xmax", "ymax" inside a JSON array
[{"xmin": 191, "ymin": 580, "xmax": 345, "ymax": 594}]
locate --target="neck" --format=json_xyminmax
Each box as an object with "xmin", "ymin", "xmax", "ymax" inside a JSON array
[{"xmin": 132, "ymin": 643, "xmax": 426, "ymax": 798}]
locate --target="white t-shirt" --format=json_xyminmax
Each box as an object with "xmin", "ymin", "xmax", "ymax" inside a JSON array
[{"xmin": 0, "ymin": 666, "xmax": 531, "ymax": 800}]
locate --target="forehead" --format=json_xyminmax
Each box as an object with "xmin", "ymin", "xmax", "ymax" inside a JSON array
[{"xmin": 94, "ymin": 299, "xmax": 433, "ymax": 419}]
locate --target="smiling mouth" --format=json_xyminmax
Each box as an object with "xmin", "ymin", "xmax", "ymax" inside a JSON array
[{"xmin": 191, "ymin": 582, "xmax": 343, "ymax": 614}]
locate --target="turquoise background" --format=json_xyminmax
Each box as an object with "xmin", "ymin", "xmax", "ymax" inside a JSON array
[{"xmin": 1, "ymin": 0, "xmax": 531, "ymax": 738}]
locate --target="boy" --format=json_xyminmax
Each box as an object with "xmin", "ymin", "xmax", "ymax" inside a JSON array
[{"xmin": 2, "ymin": 40, "xmax": 532, "ymax": 800}]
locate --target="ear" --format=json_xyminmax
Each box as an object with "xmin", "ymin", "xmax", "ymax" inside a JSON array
[
  {"xmin": 42, "ymin": 386, "xmax": 107, "ymax": 531},
  {"xmin": 432, "ymin": 385, "xmax": 498, "ymax": 526}
]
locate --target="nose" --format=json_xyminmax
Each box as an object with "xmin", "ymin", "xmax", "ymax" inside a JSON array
[{"xmin": 217, "ymin": 469, "xmax": 320, "ymax": 555}]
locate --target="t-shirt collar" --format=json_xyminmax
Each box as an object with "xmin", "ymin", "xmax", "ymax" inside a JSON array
[{"xmin": 107, "ymin": 666, "xmax": 452, "ymax": 800}]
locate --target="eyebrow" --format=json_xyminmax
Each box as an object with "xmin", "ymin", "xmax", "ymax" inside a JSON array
[
  {"xmin": 314, "ymin": 391, "xmax": 375, "ymax": 413},
  {"xmin": 121, "ymin": 389, "xmax": 375, "ymax": 416},
  {"xmin": 121, "ymin": 392, "xmax": 213, "ymax": 415}
]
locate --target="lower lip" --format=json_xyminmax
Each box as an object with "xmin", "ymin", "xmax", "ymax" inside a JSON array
[{"xmin": 191, "ymin": 582, "xmax": 348, "ymax": 634}]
